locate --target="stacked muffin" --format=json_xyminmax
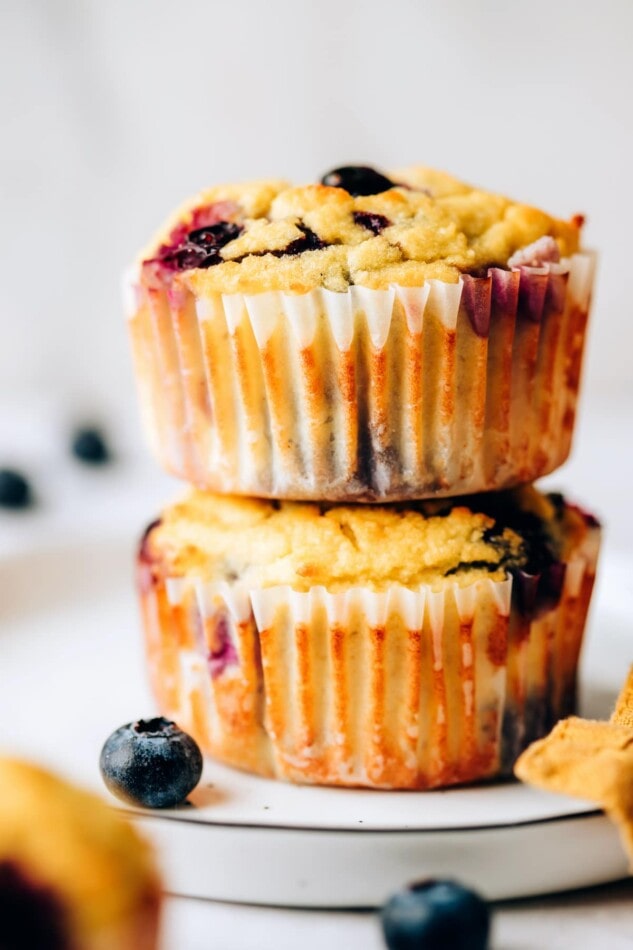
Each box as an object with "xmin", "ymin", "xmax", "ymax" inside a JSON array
[{"xmin": 126, "ymin": 165, "xmax": 600, "ymax": 789}]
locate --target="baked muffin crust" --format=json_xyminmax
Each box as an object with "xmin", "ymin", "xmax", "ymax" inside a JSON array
[
  {"xmin": 143, "ymin": 486, "xmax": 588, "ymax": 594},
  {"xmin": 139, "ymin": 166, "xmax": 582, "ymax": 294}
]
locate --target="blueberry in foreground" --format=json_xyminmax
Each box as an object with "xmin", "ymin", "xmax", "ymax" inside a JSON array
[
  {"xmin": 71, "ymin": 426, "xmax": 111, "ymax": 464},
  {"xmin": 100, "ymin": 717, "xmax": 203, "ymax": 808},
  {"xmin": 0, "ymin": 469, "xmax": 33, "ymax": 509},
  {"xmin": 381, "ymin": 879, "xmax": 490, "ymax": 950}
]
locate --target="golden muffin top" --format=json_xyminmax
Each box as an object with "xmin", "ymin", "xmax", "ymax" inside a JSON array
[
  {"xmin": 144, "ymin": 486, "xmax": 589, "ymax": 593},
  {"xmin": 138, "ymin": 165, "xmax": 583, "ymax": 294},
  {"xmin": 0, "ymin": 757, "xmax": 160, "ymax": 943}
]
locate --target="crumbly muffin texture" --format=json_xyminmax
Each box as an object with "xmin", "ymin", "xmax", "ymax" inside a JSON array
[
  {"xmin": 139, "ymin": 165, "xmax": 582, "ymax": 294},
  {"xmin": 144, "ymin": 486, "xmax": 588, "ymax": 593}
]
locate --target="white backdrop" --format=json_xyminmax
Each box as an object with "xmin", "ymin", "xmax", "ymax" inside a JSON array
[{"xmin": 1, "ymin": 0, "xmax": 632, "ymax": 439}]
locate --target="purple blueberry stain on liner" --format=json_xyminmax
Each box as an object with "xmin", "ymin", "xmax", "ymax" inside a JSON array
[
  {"xmin": 208, "ymin": 612, "xmax": 239, "ymax": 680},
  {"xmin": 508, "ymin": 235, "xmax": 561, "ymax": 269},
  {"xmin": 544, "ymin": 270, "xmax": 570, "ymax": 318},
  {"xmin": 500, "ymin": 694, "xmax": 563, "ymax": 773},
  {"xmin": 463, "ymin": 254, "xmax": 574, "ymax": 336},
  {"xmin": 137, "ymin": 519, "xmax": 162, "ymax": 595},
  {"xmin": 568, "ymin": 503, "xmax": 601, "ymax": 529},
  {"xmin": 489, "ymin": 267, "xmax": 520, "ymax": 315},
  {"xmin": 461, "ymin": 264, "xmax": 567, "ymax": 337},
  {"xmin": 510, "ymin": 564, "xmax": 567, "ymax": 621},
  {"xmin": 512, "ymin": 570, "xmax": 542, "ymax": 619},
  {"xmin": 460, "ymin": 275, "xmax": 493, "ymax": 338},
  {"xmin": 535, "ymin": 561, "xmax": 567, "ymax": 615},
  {"xmin": 138, "ymin": 519, "xmax": 162, "ymax": 563},
  {"xmin": 517, "ymin": 269, "xmax": 549, "ymax": 323}
]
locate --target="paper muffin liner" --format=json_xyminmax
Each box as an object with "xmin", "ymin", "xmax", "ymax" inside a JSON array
[
  {"xmin": 137, "ymin": 520, "xmax": 600, "ymax": 789},
  {"xmin": 126, "ymin": 252, "xmax": 595, "ymax": 501}
]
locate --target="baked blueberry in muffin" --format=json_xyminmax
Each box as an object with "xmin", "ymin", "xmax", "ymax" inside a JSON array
[{"xmin": 138, "ymin": 164, "xmax": 581, "ymax": 293}]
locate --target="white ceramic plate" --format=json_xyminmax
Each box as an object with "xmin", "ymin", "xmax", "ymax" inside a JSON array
[{"xmin": 1, "ymin": 537, "xmax": 631, "ymax": 906}]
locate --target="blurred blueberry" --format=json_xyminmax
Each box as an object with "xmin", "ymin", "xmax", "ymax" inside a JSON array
[
  {"xmin": 71, "ymin": 426, "xmax": 111, "ymax": 464},
  {"xmin": 0, "ymin": 469, "xmax": 33, "ymax": 509},
  {"xmin": 381, "ymin": 878, "xmax": 490, "ymax": 950}
]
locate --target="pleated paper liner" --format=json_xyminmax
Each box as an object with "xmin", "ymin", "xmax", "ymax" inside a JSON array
[
  {"xmin": 126, "ymin": 252, "xmax": 595, "ymax": 501},
  {"xmin": 138, "ymin": 522, "xmax": 600, "ymax": 790}
]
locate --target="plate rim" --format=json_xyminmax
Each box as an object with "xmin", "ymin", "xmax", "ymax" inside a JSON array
[{"xmin": 124, "ymin": 801, "xmax": 601, "ymax": 834}]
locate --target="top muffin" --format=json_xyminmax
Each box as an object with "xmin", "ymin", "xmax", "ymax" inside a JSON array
[
  {"xmin": 140, "ymin": 165, "xmax": 582, "ymax": 294},
  {"xmin": 128, "ymin": 163, "xmax": 593, "ymax": 501}
]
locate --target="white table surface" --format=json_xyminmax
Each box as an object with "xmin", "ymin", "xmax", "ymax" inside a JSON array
[
  {"xmin": 163, "ymin": 879, "xmax": 633, "ymax": 950},
  {"xmin": 1, "ymin": 392, "xmax": 632, "ymax": 948}
]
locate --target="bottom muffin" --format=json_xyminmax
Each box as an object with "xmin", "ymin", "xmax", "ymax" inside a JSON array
[{"xmin": 137, "ymin": 487, "xmax": 600, "ymax": 790}]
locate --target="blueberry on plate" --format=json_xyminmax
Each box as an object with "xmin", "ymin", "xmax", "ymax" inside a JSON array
[
  {"xmin": 381, "ymin": 879, "xmax": 490, "ymax": 950},
  {"xmin": 71, "ymin": 426, "xmax": 111, "ymax": 464},
  {"xmin": 320, "ymin": 165, "xmax": 395, "ymax": 196},
  {"xmin": 0, "ymin": 469, "xmax": 33, "ymax": 509},
  {"xmin": 100, "ymin": 717, "xmax": 203, "ymax": 809}
]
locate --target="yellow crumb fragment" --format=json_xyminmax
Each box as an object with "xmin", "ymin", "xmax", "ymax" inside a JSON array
[
  {"xmin": 515, "ymin": 718, "xmax": 633, "ymax": 801},
  {"xmin": 611, "ymin": 666, "xmax": 633, "ymax": 728},
  {"xmin": 515, "ymin": 674, "xmax": 633, "ymax": 869}
]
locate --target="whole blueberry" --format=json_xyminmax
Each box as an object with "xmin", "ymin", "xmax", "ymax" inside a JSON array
[
  {"xmin": 0, "ymin": 469, "xmax": 33, "ymax": 509},
  {"xmin": 71, "ymin": 427, "xmax": 111, "ymax": 464},
  {"xmin": 100, "ymin": 717, "xmax": 203, "ymax": 808},
  {"xmin": 320, "ymin": 165, "xmax": 395, "ymax": 196},
  {"xmin": 381, "ymin": 879, "xmax": 490, "ymax": 950}
]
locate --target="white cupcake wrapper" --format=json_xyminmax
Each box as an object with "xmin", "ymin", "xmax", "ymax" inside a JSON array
[
  {"xmin": 127, "ymin": 252, "xmax": 595, "ymax": 500},
  {"xmin": 140, "ymin": 524, "xmax": 599, "ymax": 789}
]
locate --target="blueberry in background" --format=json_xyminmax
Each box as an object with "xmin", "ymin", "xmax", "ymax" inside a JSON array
[
  {"xmin": 381, "ymin": 878, "xmax": 490, "ymax": 950},
  {"xmin": 100, "ymin": 717, "xmax": 203, "ymax": 809},
  {"xmin": 71, "ymin": 426, "xmax": 111, "ymax": 464},
  {"xmin": 0, "ymin": 469, "xmax": 33, "ymax": 509}
]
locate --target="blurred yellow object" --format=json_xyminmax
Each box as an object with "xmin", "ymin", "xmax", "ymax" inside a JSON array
[
  {"xmin": 611, "ymin": 667, "xmax": 633, "ymax": 728},
  {"xmin": 515, "ymin": 668, "xmax": 633, "ymax": 867},
  {"xmin": 0, "ymin": 757, "xmax": 161, "ymax": 950}
]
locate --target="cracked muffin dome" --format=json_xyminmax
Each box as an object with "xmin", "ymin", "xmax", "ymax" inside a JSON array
[
  {"xmin": 141, "ymin": 485, "xmax": 590, "ymax": 595},
  {"xmin": 138, "ymin": 487, "xmax": 600, "ymax": 789},
  {"xmin": 127, "ymin": 163, "xmax": 595, "ymax": 501},
  {"xmin": 139, "ymin": 164, "xmax": 583, "ymax": 294},
  {"xmin": 0, "ymin": 757, "xmax": 161, "ymax": 950}
]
